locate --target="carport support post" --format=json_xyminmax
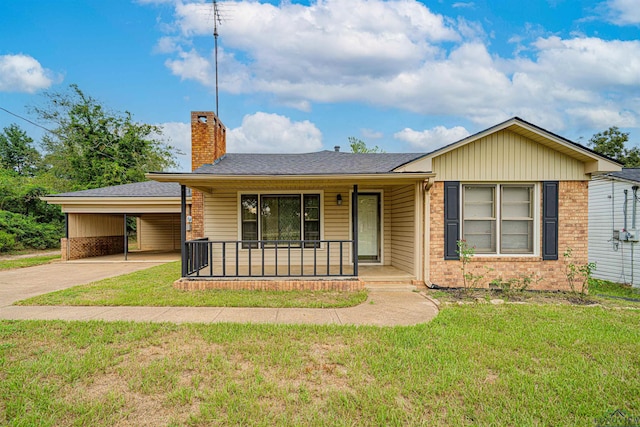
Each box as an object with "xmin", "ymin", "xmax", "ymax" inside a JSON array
[
  {"xmin": 352, "ymin": 184, "xmax": 358, "ymax": 277},
  {"xmin": 181, "ymin": 185, "xmax": 187, "ymax": 278},
  {"xmin": 124, "ymin": 214, "xmax": 128, "ymax": 261}
]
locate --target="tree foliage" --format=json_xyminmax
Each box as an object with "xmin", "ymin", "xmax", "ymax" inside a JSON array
[
  {"xmin": 34, "ymin": 84, "xmax": 178, "ymax": 191},
  {"xmin": 589, "ymin": 126, "xmax": 640, "ymax": 167},
  {"xmin": 0, "ymin": 84, "xmax": 180, "ymax": 252},
  {"xmin": 0, "ymin": 124, "xmax": 42, "ymax": 176},
  {"xmin": 348, "ymin": 136, "xmax": 385, "ymax": 153}
]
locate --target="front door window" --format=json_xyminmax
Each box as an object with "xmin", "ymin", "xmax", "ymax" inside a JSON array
[{"xmin": 357, "ymin": 193, "xmax": 380, "ymax": 262}]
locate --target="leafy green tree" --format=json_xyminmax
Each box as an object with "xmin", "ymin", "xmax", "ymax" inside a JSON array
[
  {"xmin": 589, "ymin": 126, "xmax": 640, "ymax": 167},
  {"xmin": 0, "ymin": 124, "xmax": 42, "ymax": 176},
  {"xmin": 348, "ymin": 136, "xmax": 385, "ymax": 153},
  {"xmin": 33, "ymin": 84, "xmax": 178, "ymax": 191}
]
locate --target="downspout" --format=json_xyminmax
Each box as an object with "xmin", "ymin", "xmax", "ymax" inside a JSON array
[{"xmin": 624, "ymin": 189, "xmax": 628, "ymax": 232}]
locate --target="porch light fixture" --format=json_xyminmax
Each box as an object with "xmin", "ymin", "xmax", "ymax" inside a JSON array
[{"xmin": 337, "ymin": 194, "xmax": 343, "ymax": 206}]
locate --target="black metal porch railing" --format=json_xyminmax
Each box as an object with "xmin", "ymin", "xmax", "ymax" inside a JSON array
[{"xmin": 184, "ymin": 238, "xmax": 356, "ymax": 278}]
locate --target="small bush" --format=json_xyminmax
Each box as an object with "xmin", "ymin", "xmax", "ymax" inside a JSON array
[
  {"xmin": 0, "ymin": 211, "xmax": 62, "ymax": 251},
  {"xmin": 0, "ymin": 230, "xmax": 16, "ymax": 252}
]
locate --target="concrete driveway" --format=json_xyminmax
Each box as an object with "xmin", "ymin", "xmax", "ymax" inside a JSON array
[{"xmin": 0, "ymin": 261, "xmax": 166, "ymax": 306}]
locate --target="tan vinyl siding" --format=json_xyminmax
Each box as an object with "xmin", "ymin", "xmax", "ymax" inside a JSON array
[
  {"xmin": 68, "ymin": 214, "xmax": 124, "ymax": 238},
  {"xmin": 203, "ymin": 189, "xmax": 352, "ymax": 272},
  {"xmin": 390, "ymin": 184, "xmax": 415, "ymax": 274},
  {"xmin": 432, "ymin": 129, "xmax": 586, "ymax": 181},
  {"xmin": 138, "ymin": 214, "xmax": 181, "ymax": 250}
]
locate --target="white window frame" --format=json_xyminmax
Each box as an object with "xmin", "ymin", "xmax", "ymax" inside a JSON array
[
  {"xmin": 237, "ymin": 190, "xmax": 325, "ymax": 249},
  {"xmin": 461, "ymin": 183, "xmax": 539, "ymax": 257}
]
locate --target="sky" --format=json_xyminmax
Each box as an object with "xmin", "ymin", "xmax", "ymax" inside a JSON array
[{"xmin": 1, "ymin": 0, "xmax": 639, "ymax": 171}]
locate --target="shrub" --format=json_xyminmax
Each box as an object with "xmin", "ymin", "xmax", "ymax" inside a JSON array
[
  {"xmin": 0, "ymin": 211, "xmax": 62, "ymax": 251},
  {"xmin": 0, "ymin": 230, "xmax": 16, "ymax": 252}
]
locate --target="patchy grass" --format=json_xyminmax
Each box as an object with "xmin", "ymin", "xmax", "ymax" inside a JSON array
[
  {"xmin": 0, "ymin": 255, "xmax": 59, "ymax": 271},
  {"xmin": 15, "ymin": 262, "xmax": 367, "ymax": 309},
  {"xmin": 1, "ymin": 304, "xmax": 639, "ymax": 426}
]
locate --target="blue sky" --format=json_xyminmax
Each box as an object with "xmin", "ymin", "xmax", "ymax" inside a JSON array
[{"xmin": 1, "ymin": 0, "xmax": 639, "ymax": 171}]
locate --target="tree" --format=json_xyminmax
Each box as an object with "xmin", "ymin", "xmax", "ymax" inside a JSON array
[
  {"xmin": 588, "ymin": 126, "xmax": 640, "ymax": 167},
  {"xmin": 0, "ymin": 124, "xmax": 42, "ymax": 176},
  {"xmin": 348, "ymin": 136, "xmax": 385, "ymax": 153},
  {"xmin": 33, "ymin": 84, "xmax": 178, "ymax": 191}
]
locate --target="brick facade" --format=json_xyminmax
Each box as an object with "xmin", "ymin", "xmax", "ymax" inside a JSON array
[
  {"xmin": 174, "ymin": 278, "xmax": 364, "ymax": 292},
  {"xmin": 190, "ymin": 112, "xmax": 226, "ymax": 239},
  {"xmin": 60, "ymin": 236, "xmax": 125, "ymax": 261},
  {"xmin": 428, "ymin": 181, "xmax": 589, "ymax": 291}
]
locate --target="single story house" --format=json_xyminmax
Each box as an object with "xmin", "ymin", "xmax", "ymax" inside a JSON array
[
  {"xmin": 43, "ymin": 181, "xmax": 191, "ymax": 260},
  {"xmin": 589, "ymin": 169, "xmax": 640, "ymax": 287},
  {"xmin": 146, "ymin": 112, "xmax": 621, "ymax": 291}
]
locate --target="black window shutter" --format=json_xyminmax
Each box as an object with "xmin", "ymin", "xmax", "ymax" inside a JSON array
[
  {"xmin": 542, "ymin": 181, "xmax": 559, "ymax": 260},
  {"xmin": 444, "ymin": 181, "xmax": 460, "ymax": 260}
]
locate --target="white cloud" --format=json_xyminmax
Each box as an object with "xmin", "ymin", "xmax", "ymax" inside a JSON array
[
  {"xmin": 147, "ymin": 1, "xmax": 640, "ymax": 132},
  {"xmin": 604, "ymin": 0, "xmax": 640, "ymax": 25},
  {"xmin": 526, "ymin": 37, "xmax": 640, "ymax": 88},
  {"xmin": 227, "ymin": 112, "xmax": 323, "ymax": 153},
  {"xmin": 0, "ymin": 54, "xmax": 57, "ymax": 93},
  {"xmin": 452, "ymin": 2, "xmax": 475, "ymax": 8},
  {"xmin": 165, "ymin": 0, "xmax": 459, "ymax": 87},
  {"xmin": 361, "ymin": 129, "xmax": 383, "ymax": 140},
  {"xmin": 394, "ymin": 126, "xmax": 470, "ymax": 151},
  {"xmin": 156, "ymin": 121, "xmax": 191, "ymax": 171},
  {"xmin": 565, "ymin": 106, "xmax": 637, "ymax": 129}
]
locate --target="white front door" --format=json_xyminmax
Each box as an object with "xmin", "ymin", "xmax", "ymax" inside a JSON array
[{"xmin": 357, "ymin": 193, "xmax": 380, "ymax": 262}]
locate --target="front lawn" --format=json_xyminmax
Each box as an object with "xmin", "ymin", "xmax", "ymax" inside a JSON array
[
  {"xmin": 15, "ymin": 262, "xmax": 368, "ymax": 309},
  {"xmin": 1, "ymin": 304, "xmax": 639, "ymax": 426}
]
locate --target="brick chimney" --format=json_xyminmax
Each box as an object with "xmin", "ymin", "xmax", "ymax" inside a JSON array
[
  {"xmin": 190, "ymin": 111, "xmax": 226, "ymax": 238},
  {"xmin": 191, "ymin": 111, "xmax": 226, "ymax": 171}
]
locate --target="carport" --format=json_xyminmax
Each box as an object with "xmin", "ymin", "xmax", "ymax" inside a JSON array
[{"xmin": 42, "ymin": 181, "xmax": 191, "ymax": 261}]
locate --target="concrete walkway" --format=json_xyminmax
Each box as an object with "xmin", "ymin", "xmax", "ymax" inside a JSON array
[{"xmin": 0, "ymin": 262, "xmax": 439, "ymax": 327}]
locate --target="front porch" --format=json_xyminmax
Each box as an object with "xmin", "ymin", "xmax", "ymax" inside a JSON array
[{"xmin": 165, "ymin": 173, "xmax": 432, "ymax": 291}]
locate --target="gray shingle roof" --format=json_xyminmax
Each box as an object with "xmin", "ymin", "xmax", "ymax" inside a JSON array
[
  {"xmin": 193, "ymin": 151, "xmax": 427, "ymax": 175},
  {"xmin": 609, "ymin": 168, "xmax": 640, "ymax": 183},
  {"xmin": 48, "ymin": 181, "xmax": 190, "ymax": 198}
]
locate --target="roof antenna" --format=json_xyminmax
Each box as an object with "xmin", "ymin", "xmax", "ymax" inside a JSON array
[{"xmin": 213, "ymin": 0, "xmax": 222, "ymax": 116}]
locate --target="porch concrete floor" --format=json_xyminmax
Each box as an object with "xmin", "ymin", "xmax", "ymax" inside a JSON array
[{"xmin": 67, "ymin": 250, "xmax": 181, "ymax": 263}]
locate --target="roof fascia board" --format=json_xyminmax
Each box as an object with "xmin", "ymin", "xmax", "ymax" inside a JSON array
[
  {"xmin": 147, "ymin": 172, "xmax": 435, "ymax": 183},
  {"xmin": 41, "ymin": 196, "xmax": 190, "ymax": 206}
]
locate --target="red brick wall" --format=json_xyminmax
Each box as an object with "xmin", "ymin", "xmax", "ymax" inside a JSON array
[
  {"xmin": 428, "ymin": 181, "xmax": 588, "ymax": 291},
  {"xmin": 190, "ymin": 112, "xmax": 226, "ymax": 239},
  {"xmin": 60, "ymin": 236, "xmax": 125, "ymax": 260}
]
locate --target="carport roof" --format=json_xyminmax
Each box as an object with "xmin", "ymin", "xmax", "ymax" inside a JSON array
[
  {"xmin": 47, "ymin": 181, "xmax": 191, "ymax": 198},
  {"xmin": 608, "ymin": 168, "xmax": 640, "ymax": 184}
]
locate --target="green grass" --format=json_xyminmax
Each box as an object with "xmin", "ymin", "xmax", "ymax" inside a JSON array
[
  {"xmin": 591, "ymin": 278, "xmax": 640, "ymax": 300},
  {"xmin": 1, "ymin": 304, "xmax": 639, "ymax": 426},
  {"xmin": 0, "ymin": 255, "xmax": 59, "ymax": 271},
  {"xmin": 15, "ymin": 262, "xmax": 368, "ymax": 309}
]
